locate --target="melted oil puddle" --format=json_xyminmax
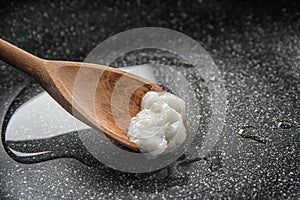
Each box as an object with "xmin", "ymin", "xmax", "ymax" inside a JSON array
[
  {"xmin": 2, "ymin": 63, "xmax": 214, "ymax": 176},
  {"xmin": 3, "ymin": 89, "xmax": 101, "ymax": 165}
]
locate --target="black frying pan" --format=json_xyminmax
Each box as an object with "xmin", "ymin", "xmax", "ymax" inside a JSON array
[{"xmin": 0, "ymin": 0, "xmax": 299, "ymax": 199}]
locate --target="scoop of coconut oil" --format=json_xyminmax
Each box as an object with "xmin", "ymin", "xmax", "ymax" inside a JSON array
[{"xmin": 127, "ymin": 91, "xmax": 186, "ymax": 156}]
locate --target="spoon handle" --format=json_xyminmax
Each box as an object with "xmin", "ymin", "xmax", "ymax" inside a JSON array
[{"xmin": 0, "ymin": 38, "xmax": 45, "ymax": 76}]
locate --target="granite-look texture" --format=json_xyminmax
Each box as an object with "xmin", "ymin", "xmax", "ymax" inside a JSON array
[{"xmin": 0, "ymin": 0, "xmax": 299, "ymax": 199}]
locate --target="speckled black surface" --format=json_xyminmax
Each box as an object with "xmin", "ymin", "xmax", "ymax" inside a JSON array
[{"xmin": 0, "ymin": 0, "xmax": 300, "ymax": 199}]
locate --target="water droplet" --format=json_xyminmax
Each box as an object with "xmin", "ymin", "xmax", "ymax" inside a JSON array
[
  {"xmin": 238, "ymin": 126, "xmax": 270, "ymax": 144},
  {"xmin": 277, "ymin": 121, "xmax": 293, "ymax": 129},
  {"xmin": 238, "ymin": 129, "xmax": 245, "ymax": 135},
  {"xmin": 209, "ymin": 76, "xmax": 216, "ymax": 81}
]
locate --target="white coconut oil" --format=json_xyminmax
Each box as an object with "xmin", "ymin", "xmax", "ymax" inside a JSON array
[{"xmin": 127, "ymin": 91, "xmax": 186, "ymax": 156}]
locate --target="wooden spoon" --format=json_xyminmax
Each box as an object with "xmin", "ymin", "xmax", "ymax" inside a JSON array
[{"xmin": 0, "ymin": 38, "xmax": 164, "ymax": 150}]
